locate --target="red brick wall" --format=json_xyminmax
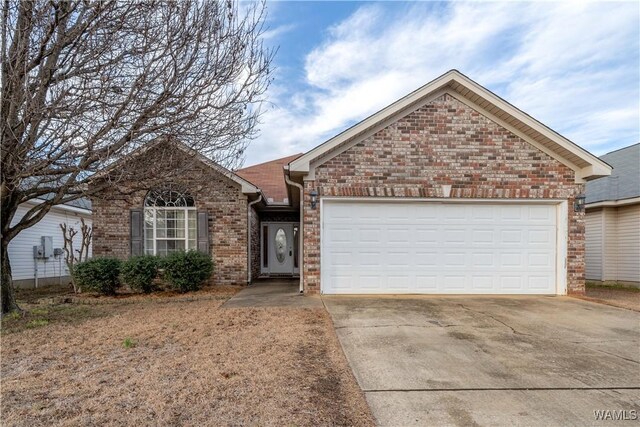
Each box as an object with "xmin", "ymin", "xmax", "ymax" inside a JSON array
[
  {"xmin": 91, "ymin": 143, "xmax": 249, "ymax": 286},
  {"xmin": 249, "ymin": 206, "xmax": 261, "ymax": 281},
  {"xmin": 303, "ymin": 93, "xmax": 585, "ymax": 294}
]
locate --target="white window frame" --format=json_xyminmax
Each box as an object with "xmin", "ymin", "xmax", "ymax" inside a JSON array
[{"xmin": 144, "ymin": 206, "xmax": 197, "ymax": 256}]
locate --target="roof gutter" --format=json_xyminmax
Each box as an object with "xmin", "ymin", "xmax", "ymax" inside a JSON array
[
  {"xmin": 586, "ymin": 196, "xmax": 640, "ymax": 209},
  {"xmin": 284, "ymin": 170, "xmax": 304, "ymax": 294}
]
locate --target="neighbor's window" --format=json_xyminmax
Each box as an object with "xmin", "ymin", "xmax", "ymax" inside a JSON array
[{"xmin": 144, "ymin": 188, "xmax": 196, "ymax": 256}]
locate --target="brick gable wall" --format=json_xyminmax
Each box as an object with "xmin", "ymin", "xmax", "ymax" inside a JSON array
[
  {"xmin": 90, "ymin": 143, "xmax": 249, "ymax": 286},
  {"xmin": 303, "ymin": 93, "xmax": 585, "ymax": 294}
]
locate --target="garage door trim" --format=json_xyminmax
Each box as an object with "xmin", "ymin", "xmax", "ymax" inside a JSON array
[{"xmin": 320, "ymin": 197, "xmax": 568, "ymax": 295}]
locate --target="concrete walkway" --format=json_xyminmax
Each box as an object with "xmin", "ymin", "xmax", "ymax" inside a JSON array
[{"xmin": 223, "ymin": 279, "xmax": 322, "ymax": 308}]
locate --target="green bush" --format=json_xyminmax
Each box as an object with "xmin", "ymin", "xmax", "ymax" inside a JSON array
[
  {"xmin": 121, "ymin": 255, "xmax": 159, "ymax": 293},
  {"xmin": 161, "ymin": 250, "xmax": 213, "ymax": 293},
  {"xmin": 73, "ymin": 258, "xmax": 122, "ymax": 295}
]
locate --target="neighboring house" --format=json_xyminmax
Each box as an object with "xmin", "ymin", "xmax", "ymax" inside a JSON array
[
  {"xmin": 585, "ymin": 143, "xmax": 640, "ymax": 285},
  {"xmin": 8, "ymin": 198, "xmax": 93, "ymax": 288},
  {"xmin": 90, "ymin": 70, "xmax": 611, "ymax": 295}
]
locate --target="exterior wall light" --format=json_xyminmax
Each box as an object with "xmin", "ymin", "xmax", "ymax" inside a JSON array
[
  {"xmin": 574, "ymin": 194, "xmax": 586, "ymax": 212},
  {"xmin": 310, "ymin": 190, "xmax": 318, "ymax": 209}
]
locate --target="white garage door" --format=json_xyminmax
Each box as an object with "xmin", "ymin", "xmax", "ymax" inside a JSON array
[{"xmin": 322, "ymin": 201, "xmax": 559, "ymax": 295}]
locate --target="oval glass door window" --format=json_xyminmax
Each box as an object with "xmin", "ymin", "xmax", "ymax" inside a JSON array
[{"xmin": 275, "ymin": 228, "xmax": 287, "ymax": 263}]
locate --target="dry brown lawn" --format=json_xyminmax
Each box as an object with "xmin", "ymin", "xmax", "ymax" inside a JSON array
[
  {"xmin": 1, "ymin": 287, "xmax": 374, "ymax": 426},
  {"xmin": 578, "ymin": 284, "xmax": 640, "ymax": 312}
]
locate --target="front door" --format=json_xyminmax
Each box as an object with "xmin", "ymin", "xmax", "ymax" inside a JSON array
[{"xmin": 268, "ymin": 223, "xmax": 294, "ymax": 274}]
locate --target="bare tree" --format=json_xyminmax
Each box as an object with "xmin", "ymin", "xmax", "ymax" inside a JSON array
[
  {"xmin": 1, "ymin": 0, "xmax": 273, "ymax": 313},
  {"xmin": 60, "ymin": 217, "xmax": 91, "ymax": 293}
]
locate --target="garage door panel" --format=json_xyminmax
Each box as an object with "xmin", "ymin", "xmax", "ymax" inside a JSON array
[
  {"xmin": 528, "ymin": 252, "xmax": 554, "ymax": 268},
  {"xmin": 359, "ymin": 227, "xmax": 382, "ymax": 243},
  {"xmin": 322, "ymin": 201, "xmax": 558, "ymax": 295},
  {"xmin": 442, "ymin": 275, "xmax": 467, "ymax": 290},
  {"xmin": 416, "ymin": 251, "xmax": 439, "ymax": 266},
  {"xmin": 528, "ymin": 205, "xmax": 554, "ymax": 221},
  {"xmin": 387, "ymin": 275, "xmax": 411, "ymax": 290},
  {"xmin": 443, "ymin": 229, "xmax": 467, "ymax": 245},
  {"xmin": 415, "ymin": 228, "xmax": 439, "ymax": 245},
  {"xmin": 416, "ymin": 275, "xmax": 438, "ymax": 290},
  {"xmin": 500, "ymin": 276, "xmax": 524, "ymax": 291},
  {"xmin": 472, "ymin": 275, "xmax": 494, "ymax": 290},
  {"xmin": 359, "ymin": 251, "xmax": 382, "ymax": 266},
  {"xmin": 529, "ymin": 275, "xmax": 554, "ymax": 290},
  {"xmin": 387, "ymin": 227, "xmax": 412, "ymax": 244}
]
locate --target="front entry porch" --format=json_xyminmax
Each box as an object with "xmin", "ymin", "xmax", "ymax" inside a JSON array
[{"xmin": 259, "ymin": 221, "xmax": 300, "ymax": 278}]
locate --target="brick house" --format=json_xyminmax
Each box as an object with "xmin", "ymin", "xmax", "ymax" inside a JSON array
[{"xmin": 91, "ymin": 70, "xmax": 611, "ymax": 295}]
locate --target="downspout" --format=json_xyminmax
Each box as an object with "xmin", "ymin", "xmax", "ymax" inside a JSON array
[
  {"xmin": 284, "ymin": 172, "xmax": 304, "ymax": 293},
  {"xmin": 247, "ymin": 192, "xmax": 262, "ymax": 285}
]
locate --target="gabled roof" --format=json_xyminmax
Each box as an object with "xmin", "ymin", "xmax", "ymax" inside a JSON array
[
  {"xmin": 586, "ymin": 143, "xmax": 640, "ymax": 205},
  {"xmin": 92, "ymin": 139, "xmax": 259, "ymax": 194},
  {"xmin": 288, "ymin": 70, "xmax": 612, "ymax": 182},
  {"xmin": 237, "ymin": 153, "xmax": 302, "ymax": 204}
]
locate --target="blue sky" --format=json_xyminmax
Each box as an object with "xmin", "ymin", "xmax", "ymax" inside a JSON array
[{"xmin": 244, "ymin": 1, "xmax": 640, "ymax": 166}]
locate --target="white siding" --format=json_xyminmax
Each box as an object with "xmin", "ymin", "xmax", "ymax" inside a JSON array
[
  {"xmin": 587, "ymin": 204, "xmax": 640, "ymax": 283},
  {"xmin": 616, "ymin": 205, "xmax": 640, "ymax": 282},
  {"xmin": 602, "ymin": 208, "xmax": 619, "ymax": 281},
  {"xmin": 8, "ymin": 203, "xmax": 92, "ymax": 281},
  {"xmin": 585, "ymin": 209, "xmax": 603, "ymax": 280}
]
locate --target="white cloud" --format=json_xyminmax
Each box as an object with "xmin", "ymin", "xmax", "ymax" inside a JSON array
[
  {"xmin": 246, "ymin": 1, "xmax": 639, "ymax": 165},
  {"xmin": 261, "ymin": 23, "xmax": 297, "ymax": 41}
]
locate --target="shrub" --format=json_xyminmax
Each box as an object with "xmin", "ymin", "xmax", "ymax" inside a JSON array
[
  {"xmin": 161, "ymin": 250, "xmax": 213, "ymax": 293},
  {"xmin": 121, "ymin": 255, "xmax": 159, "ymax": 293},
  {"xmin": 73, "ymin": 258, "xmax": 122, "ymax": 295}
]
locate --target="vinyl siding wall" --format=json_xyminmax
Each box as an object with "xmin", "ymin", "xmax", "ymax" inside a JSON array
[
  {"xmin": 585, "ymin": 209, "xmax": 603, "ymax": 280},
  {"xmin": 8, "ymin": 203, "xmax": 93, "ymax": 283},
  {"xmin": 585, "ymin": 204, "xmax": 640, "ymax": 283},
  {"xmin": 616, "ymin": 205, "xmax": 640, "ymax": 282}
]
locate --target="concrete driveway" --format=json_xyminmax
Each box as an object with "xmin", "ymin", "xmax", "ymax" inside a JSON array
[{"xmin": 323, "ymin": 296, "xmax": 640, "ymax": 426}]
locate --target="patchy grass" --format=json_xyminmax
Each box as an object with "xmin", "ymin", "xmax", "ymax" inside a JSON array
[
  {"xmin": 25, "ymin": 319, "xmax": 50, "ymax": 329},
  {"xmin": 1, "ymin": 302, "xmax": 113, "ymax": 334},
  {"xmin": 122, "ymin": 337, "xmax": 136, "ymax": 348},
  {"xmin": 586, "ymin": 281, "xmax": 640, "ymax": 293},
  {"xmin": 1, "ymin": 286, "xmax": 374, "ymax": 426}
]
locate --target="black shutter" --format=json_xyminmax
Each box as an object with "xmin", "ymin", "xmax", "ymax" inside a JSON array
[
  {"xmin": 130, "ymin": 209, "xmax": 144, "ymax": 256},
  {"xmin": 197, "ymin": 211, "xmax": 209, "ymax": 254}
]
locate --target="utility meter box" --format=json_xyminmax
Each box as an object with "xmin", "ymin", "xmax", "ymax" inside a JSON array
[
  {"xmin": 33, "ymin": 245, "xmax": 45, "ymax": 258},
  {"xmin": 41, "ymin": 236, "xmax": 53, "ymax": 258}
]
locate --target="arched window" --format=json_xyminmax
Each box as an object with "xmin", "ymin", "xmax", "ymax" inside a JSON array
[{"xmin": 144, "ymin": 186, "xmax": 196, "ymax": 256}]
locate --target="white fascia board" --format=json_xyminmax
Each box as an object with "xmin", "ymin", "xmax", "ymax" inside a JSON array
[
  {"xmin": 451, "ymin": 72, "xmax": 611, "ymax": 178},
  {"xmin": 586, "ymin": 196, "xmax": 640, "ymax": 209},
  {"xmin": 27, "ymin": 199, "xmax": 92, "ymax": 216}
]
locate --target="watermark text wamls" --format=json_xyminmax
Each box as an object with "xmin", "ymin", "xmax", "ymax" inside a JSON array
[{"xmin": 594, "ymin": 409, "xmax": 638, "ymax": 421}]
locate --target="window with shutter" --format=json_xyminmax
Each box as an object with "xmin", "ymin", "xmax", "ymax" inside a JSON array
[{"xmin": 143, "ymin": 186, "xmax": 197, "ymax": 256}]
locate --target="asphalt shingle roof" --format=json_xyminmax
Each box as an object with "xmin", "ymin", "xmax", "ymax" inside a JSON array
[
  {"xmin": 585, "ymin": 143, "xmax": 640, "ymax": 204},
  {"xmin": 236, "ymin": 154, "xmax": 302, "ymax": 204}
]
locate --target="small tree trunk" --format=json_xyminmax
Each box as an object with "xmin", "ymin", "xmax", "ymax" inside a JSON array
[{"xmin": 1, "ymin": 241, "xmax": 20, "ymax": 314}]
